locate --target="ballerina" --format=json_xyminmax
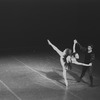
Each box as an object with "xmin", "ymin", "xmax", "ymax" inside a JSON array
[
  {"xmin": 47, "ymin": 39, "xmax": 71, "ymax": 87},
  {"xmin": 75, "ymin": 40, "xmax": 95, "ymax": 87}
]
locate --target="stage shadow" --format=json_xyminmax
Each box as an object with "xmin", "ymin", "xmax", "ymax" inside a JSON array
[
  {"xmin": 50, "ymin": 68, "xmax": 100, "ymax": 87},
  {"xmin": 39, "ymin": 70, "xmax": 65, "ymax": 86},
  {"xmin": 39, "ymin": 69, "xmax": 100, "ymax": 87},
  {"xmin": 54, "ymin": 68, "xmax": 89, "ymax": 85},
  {"xmin": 92, "ymin": 79, "xmax": 100, "ymax": 87},
  {"xmin": 67, "ymin": 70, "xmax": 89, "ymax": 85}
]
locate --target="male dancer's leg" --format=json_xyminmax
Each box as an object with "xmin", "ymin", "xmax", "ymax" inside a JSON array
[
  {"xmin": 88, "ymin": 66, "xmax": 93, "ymax": 87},
  {"xmin": 78, "ymin": 66, "xmax": 88, "ymax": 82}
]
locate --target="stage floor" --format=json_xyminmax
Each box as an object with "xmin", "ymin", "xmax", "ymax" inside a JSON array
[{"xmin": 0, "ymin": 53, "xmax": 100, "ymax": 100}]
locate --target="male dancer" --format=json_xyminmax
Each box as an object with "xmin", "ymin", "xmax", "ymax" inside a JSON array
[
  {"xmin": 69, "ymin": 39, "xmax": 92, "ymax": 67},
  {"xmin": 76, "ymin": 40, "xmax": 95, "ymax": 87},
  {"xmin": 47, "ymin": 39, "xmax": 92, "ymax": 87}
]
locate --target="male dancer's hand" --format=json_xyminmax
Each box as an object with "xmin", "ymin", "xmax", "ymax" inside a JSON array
[{"xmin": 89, "ymin": 63, "xmax": 92, "ymax": 66}]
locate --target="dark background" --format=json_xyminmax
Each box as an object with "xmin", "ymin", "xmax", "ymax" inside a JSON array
[{"xmin": 0, "ymin": 0, "xmax": 100, "ymax": 57}]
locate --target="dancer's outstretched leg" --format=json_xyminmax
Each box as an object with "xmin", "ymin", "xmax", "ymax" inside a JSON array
[{"xmin": 47, "ymin": 39, "xmax": 69, "ymax": 87}]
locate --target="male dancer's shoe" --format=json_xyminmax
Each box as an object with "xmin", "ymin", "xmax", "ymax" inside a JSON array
[
  {"xmin": 89, "ymin": 83, "xmax": 94, "ymax": 87},
  {"xmin": 77, "ymin": 78, "xmax": 81, "ymax": 82}
]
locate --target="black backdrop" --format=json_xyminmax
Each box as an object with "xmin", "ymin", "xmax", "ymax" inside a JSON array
[{"xmin": 0, "ymin": 0, "xmax": 100, "ymax": 57}]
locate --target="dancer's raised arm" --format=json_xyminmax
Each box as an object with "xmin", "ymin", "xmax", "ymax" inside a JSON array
[
  {"xmin": 47, "ymin": 39, "xmax": 62, "ymax": 56},
  {"xmin": 73, "ymin": 39, "xmax": 77, "ymax": 53}
]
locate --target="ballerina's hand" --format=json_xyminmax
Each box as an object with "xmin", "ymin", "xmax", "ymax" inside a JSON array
[
  {"xmin": 74, "ymin": 39, "xmax": 77, "ymax": 44},
  {"xmin": 47, "ymin": 39, "xmax": 51, "ymax": 45}
]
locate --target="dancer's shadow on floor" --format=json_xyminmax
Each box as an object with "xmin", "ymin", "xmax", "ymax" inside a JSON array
[
  {"xmin": 67, "ymin": 70, "xmax": 89, "ymax": 85},
  {"xmin": 39, "ymin": 70, "xmax": 66, "ymax": 86},
  {"xmin": 39, "ymin": 69, "xmax": 100, "ymax": 87},
  {"xmin": 67, "ymin": 70, "xmax": 100, "ymax": 87},
  {"xmin": 56, "ymin": 68, "xmax": 89, "ymax": 85}
]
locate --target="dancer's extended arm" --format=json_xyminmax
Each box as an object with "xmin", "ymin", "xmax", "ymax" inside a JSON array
[
  {"xmin": 47, "ymin": 39, "xmax": 62, "ymax": 56},
  {"xmin": 72, "ymin": 59, "xmax": 92, "ymax": 66},
  {"xmin": 73, "ymin": 62, "xmax": 92, "ymax": 66}
]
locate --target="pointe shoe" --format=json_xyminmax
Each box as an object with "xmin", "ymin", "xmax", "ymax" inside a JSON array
[{"xmin": 65, "ymin": 82, "xmax": 68, "ymax": 87}]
